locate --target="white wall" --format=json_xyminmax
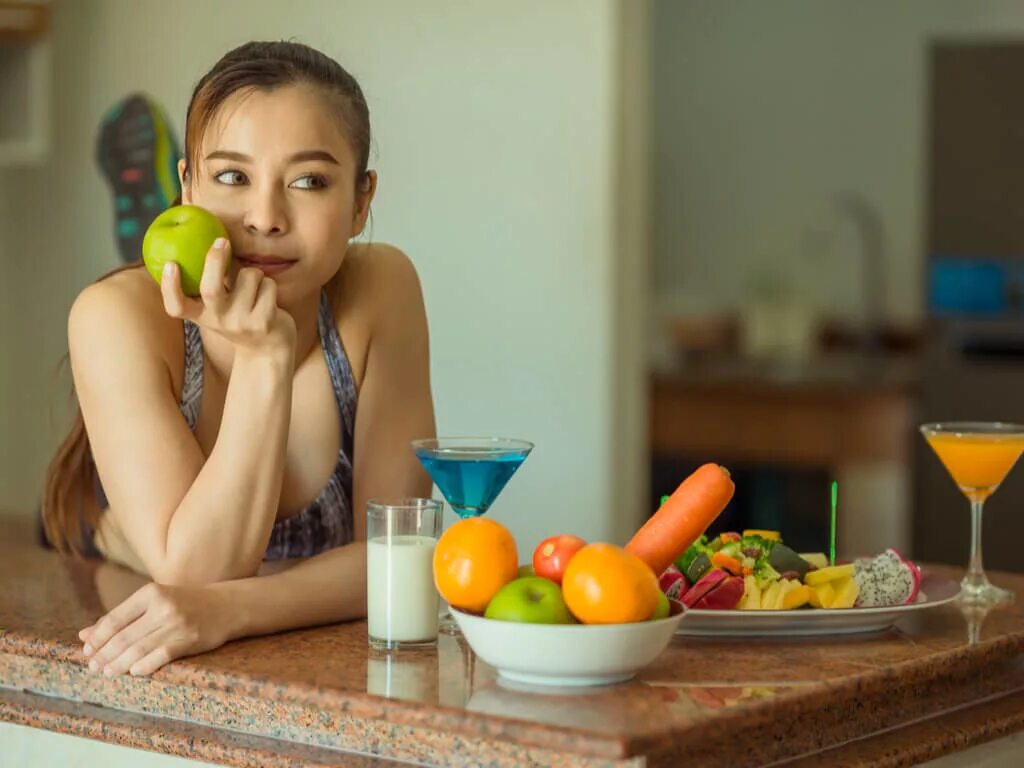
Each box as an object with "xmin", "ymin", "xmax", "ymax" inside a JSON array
[
  {"xmin": 0, "ymin": 177, "xmax": 13, "ymax": 495},
  {"xmin": 1, "ymin": 723, "xmax": 219, "ymax": 768},
  {"xmin": 652, "ymin": 0, "xmax": 1024, "ymax": 333},
  {"xmin": 0, "ymin": 0, "xmax": 627, "ymax": 550}
]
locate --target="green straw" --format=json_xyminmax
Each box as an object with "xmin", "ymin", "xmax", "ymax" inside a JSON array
[{"xmin": 830, "ymin": 481, "xmax": 838, "ymax": 566}]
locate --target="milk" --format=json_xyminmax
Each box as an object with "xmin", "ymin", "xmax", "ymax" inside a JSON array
[{"xmin": 367, "ymin": 534, "xmax": 439, "ymax": 644}]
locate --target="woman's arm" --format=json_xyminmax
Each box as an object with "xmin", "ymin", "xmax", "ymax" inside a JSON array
[
  {"xmin": 81, "ymin": 544, "xmax": 367, "ymax": 677},
  {"xmin": 71, "ymin": 254, "xmax": 296, "ymax": 586},
  {"xmin": 348, "ymin": 244, "xmax": 437, "ymax": 535},
  {"xmin": 81, "ymin": 246, "xmax": 438, "ymax": 675}
]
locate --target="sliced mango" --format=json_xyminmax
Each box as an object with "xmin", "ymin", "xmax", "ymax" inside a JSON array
[
  {"xmin": 740, "ymin": 574, "xmax": 761, "ymax": 610},
  {"xmin": 772, "ymin": 579, "xmax": 799, "ymax": 609},
  {"xmin": 830, "ymin": 577, "xmax": 859, "ymax": 609},
  {"xmin": 808, "ymin": 582, "xmax": 836, "ymax": 609},
  {"xmin": 799, "ymin": 553, "xmax": 829, "ymax": 570},
  {"xmin": 804, "ymin": 563, "xmax": 855, "ymax": 586},
  {"xmin": 781, "ymin": 584, "xmax": 811, "ymax": 610},
  {"xmin": 743, "ymin": 529, "xmax": 781, "ymax": 541}
]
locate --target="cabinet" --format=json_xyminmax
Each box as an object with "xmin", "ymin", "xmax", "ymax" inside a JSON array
[{"xmin": 0, "ymin": 1, "xmax": 51, "ymax": 165}]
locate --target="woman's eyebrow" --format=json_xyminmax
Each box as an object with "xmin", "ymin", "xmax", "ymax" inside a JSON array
[
  {"xmin": 205, "ymin": 150, "xmax": 251, "ymax": 163},
  {"xmin": 288, "ymin": 150, "xmax": 339, "ymax": 165},
  {"xmin": 204, "ymin": 149, "xmax": 339, "ymax": 165}
]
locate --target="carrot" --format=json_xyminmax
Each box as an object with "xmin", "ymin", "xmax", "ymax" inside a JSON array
[
  {"xmin": 712, "ymin": 551, "xmax": 743, "ymax": 576},
  {"xmin": 626, "ymin": 463, "xmax": 735, "ymax": 576}
]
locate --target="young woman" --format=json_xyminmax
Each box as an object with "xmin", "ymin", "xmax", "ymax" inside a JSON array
[{"xmin": 41, "ymin": 41, "xmax": 435, "ymax": 676}]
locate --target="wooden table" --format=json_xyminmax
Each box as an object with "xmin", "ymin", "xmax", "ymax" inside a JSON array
[{"xmin": 650, "ymin": 354, "xmax": 920, "ymax": 557}]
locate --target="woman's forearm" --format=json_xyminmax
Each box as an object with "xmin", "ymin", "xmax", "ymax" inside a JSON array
[
  {"xmin": 158, "ymin": 350, "xmax": 293, "ymax": 585},
  {"xmin": 218, "ymin": 542, "xmax": 367, "ymax": 639}
]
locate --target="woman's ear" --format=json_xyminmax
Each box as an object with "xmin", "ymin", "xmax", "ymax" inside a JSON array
[
  {"xmin": 352, "ymin": 170, "xmax": 377, "ymax": 236},
  {"xmin": 177, "ymin": 159, "xmax": 192, "ymax": 204}
]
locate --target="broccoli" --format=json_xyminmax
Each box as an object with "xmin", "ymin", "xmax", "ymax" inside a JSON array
[
  {"xmin": 739, "ymin": 534, "xmax": 777, "ymax": 560},
  {"xmin": 674, "ymin": 535, "xmax": 709, "ymax": 575},
  {"xmin": 753, "ymin": 558, "xmax": 781, "ymax": 590}
]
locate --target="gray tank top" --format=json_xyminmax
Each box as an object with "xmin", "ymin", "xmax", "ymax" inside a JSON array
[{"xmin": 179, "ymin": 290, "xmax": 357, "ymax": 559}]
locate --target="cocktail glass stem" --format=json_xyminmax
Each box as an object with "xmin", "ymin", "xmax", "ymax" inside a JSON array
[
  {"xmin": 438, "ymin": 500, "xmax": 460, "ymax": 635},
  {"xmin": 960, "ymin": 497, "xmax": 1012, "ymax": 605},
  {"xmin": 964, "ymin": 499, "xmax": 989, "ymax": 596}
]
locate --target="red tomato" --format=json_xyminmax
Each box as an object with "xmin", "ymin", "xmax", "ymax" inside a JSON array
[{"xmin": 532, "ymin": 534, "xmax": 587, "ymax": 585}]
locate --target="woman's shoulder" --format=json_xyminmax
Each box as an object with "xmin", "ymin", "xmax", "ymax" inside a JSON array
[
  {"xmin": 329, "ymin": 242, "xmax": 424, "ymax": 319},
  {"xmin": 68, "ymin": 265, "xmax": 183, "ymax": 366},
  {"xmin": 325, "ymin": 243, "xmax": 427, "ymax": 387}
]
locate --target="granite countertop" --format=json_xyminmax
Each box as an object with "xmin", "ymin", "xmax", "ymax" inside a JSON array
[{"xmin": 2, "ymin": 514, "xmax": 1024, "ymax": 768}]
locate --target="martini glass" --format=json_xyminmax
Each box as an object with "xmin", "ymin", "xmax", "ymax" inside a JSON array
[
  {"xmin": 412, "ymin": 437, "xmax": 533, "ymax": 632},
  {"xmin": 921, "ymin": 422, "xmax": 1024, "ymax": 605}
]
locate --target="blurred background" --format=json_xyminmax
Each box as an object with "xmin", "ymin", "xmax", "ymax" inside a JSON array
[{"xmin": 4, "ymin": 0, "xmax": 1024, "ymax": 572}]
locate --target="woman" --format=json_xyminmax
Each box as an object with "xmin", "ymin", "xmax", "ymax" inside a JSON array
[{"xmin": 41, "ymin": 40, "xmax": 435, "ymax": 676}]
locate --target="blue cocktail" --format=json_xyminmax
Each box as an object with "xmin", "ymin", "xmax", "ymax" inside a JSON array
[
  {"xmin": 411, "ymin": 437, "xmax": 534, "ymax": 633},
  {"xmin": 413, "ymin": 438, "xmax": 532, "ymax": 518}
]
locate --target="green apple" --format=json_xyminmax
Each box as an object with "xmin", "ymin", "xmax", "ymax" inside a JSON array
[
  {"xmin": 484, "ymin": 577, "xmax": 574, "ymax": 624},
  {"xmin": 517, "ymin": 563, "xmax": 535, "ymax": 578},
  {"xmin": 651, "ymin": 591, "xmax": 670, "ymax": 620},
  {"xmin": 142, "ymin": 205, "xmax": 229, "ymax": 297}
]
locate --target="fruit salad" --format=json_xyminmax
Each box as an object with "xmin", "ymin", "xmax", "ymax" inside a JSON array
[{"xmin": 670, "ymin": 531, "xmax": 923, "ymax": 611}]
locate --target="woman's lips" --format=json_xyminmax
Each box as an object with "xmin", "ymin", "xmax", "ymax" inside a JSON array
[{"xmin": 235, "ymin": 254, "xmax": 297, "ymax": 275}]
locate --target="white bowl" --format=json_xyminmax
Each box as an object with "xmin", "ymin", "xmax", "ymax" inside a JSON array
[{"xmin": 450, "ymin": 609, "xmax": 684, "ymax": 687}]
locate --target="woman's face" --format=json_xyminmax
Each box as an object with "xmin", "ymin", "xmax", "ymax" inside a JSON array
[{"xmin": 179, "ymin": 84, "xmax": 373, "ymax": 307}]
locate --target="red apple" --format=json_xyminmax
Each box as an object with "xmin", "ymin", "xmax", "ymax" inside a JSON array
[{"xmin": 532, "ymin": 534, "xmax": 587, "ymax": 585}]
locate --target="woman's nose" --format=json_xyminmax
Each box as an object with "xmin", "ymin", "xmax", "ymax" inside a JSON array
[{"xmin": 242, "ymin": 186, "xmax": 288, "ymax": 236}]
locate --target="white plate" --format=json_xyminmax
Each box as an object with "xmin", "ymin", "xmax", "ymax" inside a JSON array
[
  {"xmin": 674, "ymin": 573, "xmax": 961, "ymax": 637},
  {"xmin": 452, "ymin": 608, "xmax": 684, "ymax": 687}
]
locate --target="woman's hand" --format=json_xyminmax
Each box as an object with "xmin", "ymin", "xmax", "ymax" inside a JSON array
[
  {"xmin": 161, "ymin": 238, "xmax": 297, "ymax": 358},
  {"xmin": 79, "ymin": 582, "xmax": 235, "ymax": 676}
]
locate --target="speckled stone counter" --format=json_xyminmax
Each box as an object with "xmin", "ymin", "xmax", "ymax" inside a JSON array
[{"xmin": 2, "ymin": 515, "xmax": 1024, "ymax": 768}]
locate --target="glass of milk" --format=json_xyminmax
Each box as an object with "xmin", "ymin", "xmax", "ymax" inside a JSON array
[{"xmin": 367, "ymin": 498, "xmax": 443, "ymax": 650}]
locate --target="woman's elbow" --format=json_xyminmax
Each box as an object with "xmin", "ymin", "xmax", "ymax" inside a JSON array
[{"xmin": 150, "ymin": 554, "xmax": 260, "ymax": 586}]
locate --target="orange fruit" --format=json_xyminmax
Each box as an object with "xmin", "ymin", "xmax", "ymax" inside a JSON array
[
  {"xmin": 562, "ymin": 543, "xmax": 660, "ymax": 624},
  {"xmin": 433, "ymin": 518, "xmax": 518, "ymax": 613}
]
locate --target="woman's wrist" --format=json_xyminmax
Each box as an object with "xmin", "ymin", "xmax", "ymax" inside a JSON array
[
  {"xmin": 232, "ymin": 337, "xmax": 295, "ymax": 368},
  {"xmin": 208, "ymin": 578, "xmax": 257, "ymax": 641}
]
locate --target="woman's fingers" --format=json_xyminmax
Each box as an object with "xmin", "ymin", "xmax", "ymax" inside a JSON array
[
  {"xmin": 100, "ymin": 626, "xmax": 164, "ymax": 676},
  {"xmin": 231, "ymin": 267, "xmax": 263, "ymax": 314},
  {"xmin": 160, "ymin": 262, "xmax": 201, "ymax": 321},
  {"xmin": 81, "ymin": 584, "xmax": 151, "ymax": 658},
  {"xmin": 253, "ymin": 274, "xmax": 278, "ymax": 316},
  {"xmin": 79, "ymin": 624, "xmax": 95, "ymax": 655},
  {"xmin": 87, "ymin": 610, "xmax": 160, "ymax": 673},
  {"xmin": 199, "ymin": 238, "xmax": 231, "ymax": 305},
  {"xmin": 128, "ymin": 644, "xmax": 175, "ymax": 677}
]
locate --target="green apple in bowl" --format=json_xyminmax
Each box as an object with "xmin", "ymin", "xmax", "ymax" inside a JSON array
[
  {"xmin": 651, "ymin": 591, "xmax": 670, "ymax": 620},
  {"xmin": 142, "ymin": 205, "xmax": 229, "ymax": 297},
  {"xmin": 484, "ymin": 577, "xmax": 574, "ymax": 624}
]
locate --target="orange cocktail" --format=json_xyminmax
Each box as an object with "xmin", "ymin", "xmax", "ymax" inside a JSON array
[
  {"xmin": 925, "ymin": 432, "xmax": 1024, "ymax": 501},
  {"xmin": 922, "ymin": 422, "xmax": 1024, "ymax": 604}
]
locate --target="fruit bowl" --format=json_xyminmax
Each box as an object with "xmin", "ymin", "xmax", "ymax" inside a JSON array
[{"xmin": 451, "ymin": 607, "xmax": 684, "ymax": 687}]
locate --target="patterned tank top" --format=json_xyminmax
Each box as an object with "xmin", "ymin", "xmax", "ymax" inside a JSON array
[{"xmin": 178, "ymin": 290, "xmax": 357, "ymax": 559}]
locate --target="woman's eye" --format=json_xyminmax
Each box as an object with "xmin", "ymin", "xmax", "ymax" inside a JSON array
[
  {"xmin": 214, "ymin": 170, "xmax": 247, "ymax": 186},
  {"xmin": 290, "ymin": 175, "xmax": 328, "ymax": 190}
]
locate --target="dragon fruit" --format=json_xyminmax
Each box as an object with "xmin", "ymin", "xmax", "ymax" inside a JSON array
[{"xmin": 853, "ymin": 549, "xmax": 921, "ymax": 607}]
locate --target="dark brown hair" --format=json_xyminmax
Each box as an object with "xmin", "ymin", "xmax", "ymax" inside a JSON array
[{"xmin": 42, "ymin": 41, "xmax": 372, "ymax": 554}]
